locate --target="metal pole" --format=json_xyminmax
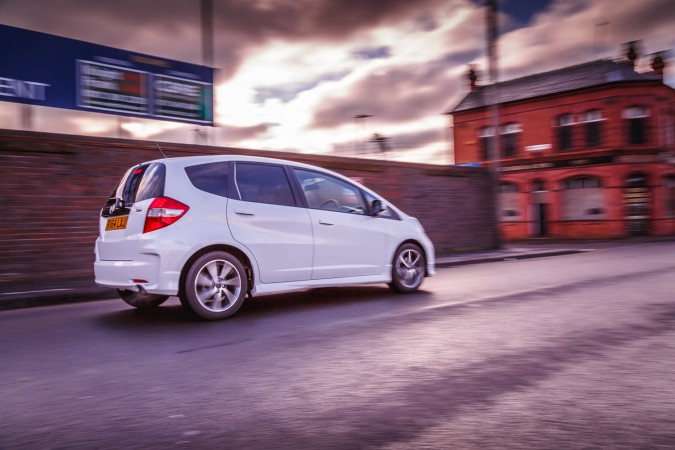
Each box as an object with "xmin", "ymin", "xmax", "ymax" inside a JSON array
[
  {"xmin": 201, "ymin": 0, "xmax": 214, "ymax": 144},
  {"xmin": 20, "ymin": 104, "xmax": 33, "ymax": 130},
  {"xmin": 487, "ymin": 0, "xmax": 501, "ymax": 248},
  {"xmin": 201, "ymin": 0, "xmax": 214, "ymax": 67}
]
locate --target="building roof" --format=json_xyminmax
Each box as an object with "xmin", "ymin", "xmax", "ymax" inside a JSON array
[{"xmin": 449, "ymin": 59, "xmax": 661, "ymax": 113}]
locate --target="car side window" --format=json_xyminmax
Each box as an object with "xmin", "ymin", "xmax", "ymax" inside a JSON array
[
  {"xmin": 293, "ymin": 169, "xmax": 366, "ymax": 215},
  {"xmin": 185, "ymin": 162, "xmax": 229, "ymax": 197},
  {"xmin": 235, "ymin": 163, "xmax": 296, "ymax": 207}
]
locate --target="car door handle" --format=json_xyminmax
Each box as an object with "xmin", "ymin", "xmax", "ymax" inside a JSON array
[
  {"xmin": 318, "ymin": 219, "xmax": 334, "ymax": 226},
  {"xmin": 235, "ymin": 209, "xmax": 255, "ymax": 216}
]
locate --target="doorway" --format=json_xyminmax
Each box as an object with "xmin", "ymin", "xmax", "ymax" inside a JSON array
[
  {"xmin": 623, "ymin": 172, "xmax": 650, "ymax": 236},
  {"xmin": 534, "ymin": 203, "xmax": 548, "ymax": 237},
  {"xmin": 531, "ymin": 179, "xmax": 548, "ymax": 237}
]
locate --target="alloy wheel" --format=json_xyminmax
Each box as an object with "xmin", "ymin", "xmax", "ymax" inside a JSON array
[
  {"xmin": 395, "ymin": 248, "xmax": 424, "ymax": 289},
  {"xmin": 194, "ymin": 259, "xmax": 242, "ymax": 312}
]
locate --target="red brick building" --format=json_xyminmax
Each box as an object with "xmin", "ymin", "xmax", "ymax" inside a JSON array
[{"xmin": 449, "ymin": 47, "xmax": 675, "ymax": 240}]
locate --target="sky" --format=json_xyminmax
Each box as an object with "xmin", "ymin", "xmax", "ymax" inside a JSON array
[{"xmin": 0, "ymin": 0, "xmax": 673, "ymax": 164}]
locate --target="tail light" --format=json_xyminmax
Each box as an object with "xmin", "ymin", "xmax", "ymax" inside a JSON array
[{"xmin": 143, "ymin": 197, "xmax": 189, "ymax": 233}]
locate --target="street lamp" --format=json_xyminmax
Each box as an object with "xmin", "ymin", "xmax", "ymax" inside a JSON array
[{"xmin": 353, "ymin": 114, "xmax": 372, "ymax": 154}]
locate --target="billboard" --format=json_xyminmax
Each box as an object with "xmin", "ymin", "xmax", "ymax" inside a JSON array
[{"xmin": 0, "ymin": 24, "xmax": 214, "ymax": 125}]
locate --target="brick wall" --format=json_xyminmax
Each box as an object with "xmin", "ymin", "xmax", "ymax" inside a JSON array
[
  {"xmin": 453, "ymin": 82, "xmax": 674, "ymax": 165},
  {"xmin": 0, "ymin": 130, "xmax": 495, "ymax": 289}
]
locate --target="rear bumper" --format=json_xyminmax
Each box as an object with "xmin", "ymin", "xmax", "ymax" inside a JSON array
[
  {"xmin": 94, "ymin": 236, "xmax": 184, "ymax": 296},
  {"xmin": 94, "ymin": 258, "xmax": 180, "ymax": 296}
]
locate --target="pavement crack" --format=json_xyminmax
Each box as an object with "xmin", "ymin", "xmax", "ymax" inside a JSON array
[{"xmin": 176, "ymin": 338, "xmax": 254, "ymax": 354}]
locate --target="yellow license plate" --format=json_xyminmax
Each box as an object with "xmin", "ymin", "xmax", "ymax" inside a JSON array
[{"xmin": 105, "ymin": 216, "xmax": 128, "ymax": 231}]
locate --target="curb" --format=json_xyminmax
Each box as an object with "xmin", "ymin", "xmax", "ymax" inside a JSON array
[
  {"xmin": 435, "ymin": 249, "xmax": 588, "ymax": 268},
  {"xmin": 0, "ymin": 288, "xmax": 115, "ymax": 311}
]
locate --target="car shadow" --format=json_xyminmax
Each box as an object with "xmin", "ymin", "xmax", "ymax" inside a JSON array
[
  {"xmin": 238, "ymin": 285, "xmax": 429, "ymax": 317},
  {"xmin": 97, "ymin": 285, "xmax": 433, "ymax": 330}
]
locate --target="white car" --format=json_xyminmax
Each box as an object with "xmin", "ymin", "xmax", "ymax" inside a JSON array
[{"xmin": 95, "ymin": 155, "xmax": 435, "ymax": 320}]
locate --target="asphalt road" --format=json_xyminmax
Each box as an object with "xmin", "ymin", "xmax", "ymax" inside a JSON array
[{"xmin": 2, "ymin": 241, "xmax": 675, "ymax": 449}]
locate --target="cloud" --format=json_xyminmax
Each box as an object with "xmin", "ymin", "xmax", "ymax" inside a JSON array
[
  {"xmin": 310, "ymin": 60, "xmax": 455, "ymax": 128},
  {"xmin": 353, "ymin": 46, "xmax": 391, "ymax": 60},
  {"xmin": 494, "ymin": 0, "xmax": 675, "ymax": 80},
  {"xmin": 0, "ymin": 0, "xmax": 673, "ymax": 164}
]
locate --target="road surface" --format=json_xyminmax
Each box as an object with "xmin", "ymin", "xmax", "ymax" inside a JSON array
[{"xmin": 2, "ymin": 241, "xmax": 675, "ymax": 449}]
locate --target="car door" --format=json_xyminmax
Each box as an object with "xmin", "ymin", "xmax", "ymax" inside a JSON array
[
  {"xmin": 292, "ymin": 168, "xmax": 387, "ymax": 280},
  {"xmin": 227, "ymin": 162, "xmax": 313, "ymax": 283}
]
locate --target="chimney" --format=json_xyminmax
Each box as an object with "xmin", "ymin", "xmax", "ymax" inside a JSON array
[
  {"xmin": 651, "ymin": 52, "xmax": 665, "ymax": 81},
  {"xmin": 467, "ymin": 65, "xmax": 478, "ymax": 91},
  {"xmin": 625, "ymin": 41, "xmax": 639, "ymax": 69}
]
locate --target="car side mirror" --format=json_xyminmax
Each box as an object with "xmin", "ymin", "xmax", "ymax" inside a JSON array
[{"xmin": 370, "ymin": 199, "xmax": 385, "ymax": 216}]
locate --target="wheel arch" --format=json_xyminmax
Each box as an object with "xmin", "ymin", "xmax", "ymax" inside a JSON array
[{"xmin": 179, "ymin": 244, "xmax": 255, "ymax": 298}]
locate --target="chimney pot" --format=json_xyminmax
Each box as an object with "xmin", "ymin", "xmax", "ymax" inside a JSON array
[
  {"xmin": 625, "ymin": 41, "xmax": 640, "ymax": 69},
  {"xmin": 467, "ymin": 65, "xmax": 478, "ymax": 91},
  {"xmin": 651, "ymin": 52, "xmax": 665, "ymax": 81}
]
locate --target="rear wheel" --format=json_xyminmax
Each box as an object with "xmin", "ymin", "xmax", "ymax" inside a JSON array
[
  {"xmin": 389, "ymin": 243, "xmax": 426, "ymax": 293},
  {"xmin": 117, "ymin": 290, "xmax": 168, "ymax": 309},
  {"xmin": 180, "ymin": 251, "xmax": 248, "ymax": 320}
]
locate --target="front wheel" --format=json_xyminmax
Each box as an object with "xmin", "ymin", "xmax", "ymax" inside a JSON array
[
  {"xmin": 180, "ymin": 251, "xmax": 248, "ymax": 320},
  {"xmin": 117, "ymin": 290, "xmax": 168, "ymax": 309},
  {"xmin": 388, "ymin": 243, "xmax": 426, "ymax": 293}
]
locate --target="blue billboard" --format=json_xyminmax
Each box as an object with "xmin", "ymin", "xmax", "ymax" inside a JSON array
[{"xmin": 0, "ymin": 24, "xmax": 214, "ymax": 125}]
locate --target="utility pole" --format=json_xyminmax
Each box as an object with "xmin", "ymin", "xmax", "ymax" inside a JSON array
[
  {"xmin": 200, "ymin": 0, "xmax": 214, "ymax": 144},
  {"xmin": 20, "ymin": 104, "xmax": 33, "ymax": 130},
  {"xmin": 201, "ymin": 0, "xmax": 214, "ymax": 68},
  {"xmin": 486, "ymin": 0, "xmax": 501, "ymax": 249}
]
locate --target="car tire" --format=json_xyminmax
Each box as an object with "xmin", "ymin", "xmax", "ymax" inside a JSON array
[
  {"xmin": 180, "ymin": 251, "xmax": 248, "ymax": 320},
  {"xmin": 117, "ymin": 289, "xmax": 169, "ymax": 309},
  {"xmin": 388, "ymin": 243, "xmax": 426, "ymax": 293}
]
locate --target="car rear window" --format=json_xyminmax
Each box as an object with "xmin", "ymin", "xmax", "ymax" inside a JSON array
[
  {"xmin": 185, "ymin": 161, "xmax": 229, "ymax": 197},
  {"xmin": 133, "ymin": 163, "xmax": 166, "ymax": 202},
  {"xmin": 102, "ymin": 162, "xmax": 165, "ymax": 217}
]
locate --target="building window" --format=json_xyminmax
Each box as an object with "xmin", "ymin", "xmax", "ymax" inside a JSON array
[
  {"xmin": 501, "ymin": 123, "xmax": 521, "ymax": 158},
  {"xmin": 584, "ymin": 110, "xmax": 603, "ymax": 148},
  {"xmin": 531, "ymin": 179, "xmax": 546, "ymax": 192},
  {"xmin": 499, "ymin": 182, "xmax": 520, "ymax": 221},
  {"xmin": 665, "ymin": 176, "xmax": 675, "ymax": 218},
  {"xmin": 557, "ymin": 114, "xmax": 574, "ymax": 151},
  {"xmin": 666, "ymin": 111, "xmax": 674, "ymax": 147},
  {"xmin": 624, "ymin": 106, "xmax": 649, "ymax": 144},
  {"xmin": 479, "ymin": 126, "xmax": 495, "ymax": 161},
  {"xmin": 561, "ymin": 176, "xmax": 604, "ymax": 220}
]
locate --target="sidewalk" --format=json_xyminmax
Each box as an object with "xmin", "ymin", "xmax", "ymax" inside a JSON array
[
  {"xmin": 435, "ymin": 242, "xmax": 593, "ymax": 267},
  {"xmin": 2, "ymin": 237, "xmax": 669, "ymax": 311}
]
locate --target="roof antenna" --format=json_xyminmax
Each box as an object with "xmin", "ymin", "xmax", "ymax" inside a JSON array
[{"xmin": 155, "ymin": 142, "xmax": 167, "ymax": 159}]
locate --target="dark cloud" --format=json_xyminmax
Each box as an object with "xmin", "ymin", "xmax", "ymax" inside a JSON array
[
  {"xmin": 414, "ymin": 12, "xmax": 440, "ymax": 32},
  {"xmin": 215, "ymin": 0, "xmax": 446, "ymax": 40},
  {"xmin": 607, "ymin": 0, "xmax": 675, "ymax": 49},
  {"xmin": 0, "ymin": 0, "xmax": 207, "ymax": 63},
  {"xmin": 353, "ymin": 46, "xmax": 391, "ymax": 60},
  {"xmin": 310, "ymin": 53, "xmax": 470, "ymax": 129},
  {"xmin": 0, "ymin": 0, "xmax": 448, "ymax": 81}
]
